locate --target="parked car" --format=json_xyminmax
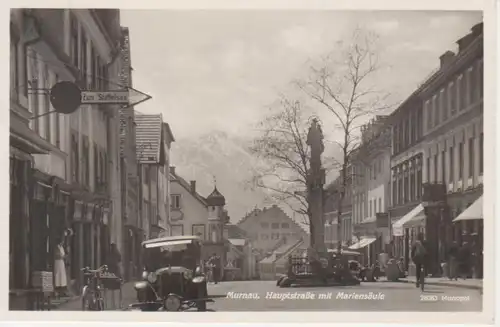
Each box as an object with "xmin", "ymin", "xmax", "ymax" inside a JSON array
[{"xmin": 128, "ymin": 235, "xmax": 213, "ymax": 311}]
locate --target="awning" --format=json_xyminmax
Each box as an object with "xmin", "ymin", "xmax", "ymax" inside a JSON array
[
  {"xmin": 453, "ymin": 196, "xmax": 483, "ymax": 222},
  {"xmin": 392, "ymin": 204, "xmax": 425, "ymax": 237},
  {"xmin": 348, "ymin": 237, "xmax": 377, "ymax": 250}
]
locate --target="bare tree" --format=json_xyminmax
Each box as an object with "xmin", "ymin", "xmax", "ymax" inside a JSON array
[
  {"xmin": 247, "ymin": 96, "xmax": 316, "ymax": 230},
  {"xmin": 297, "ymin": 28, "xmax": 392, "ymax": 253}
]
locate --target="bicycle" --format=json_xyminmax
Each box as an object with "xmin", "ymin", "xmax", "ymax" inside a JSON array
[
  {"xmin": 418, "ymin": 264, "xmax": 425, "ymax": 291},
  {"xmin": 81, "ymin": 265, "xmax": 108, "ymax": 311}
]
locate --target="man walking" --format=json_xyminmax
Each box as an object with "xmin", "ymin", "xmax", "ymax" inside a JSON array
[
  {"xmin": 411, "ymin": 233, "xmax": 428, "ymax": 288},
  {"xmin": 209, "ymin": 253, "xmax": 221, "ymax": 284}
]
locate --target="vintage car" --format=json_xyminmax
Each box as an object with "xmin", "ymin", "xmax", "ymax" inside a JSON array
[
  {"xmin": 276, "ymin": 248, "xmax": 362, "ymax": 288},
  {"xmin": 129, "ymin": 235, "xmax": 213, "ymax": 311}
]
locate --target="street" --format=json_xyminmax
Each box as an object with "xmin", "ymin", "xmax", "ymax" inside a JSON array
[{"xmin": 57, "ymin": 280, "xmax": 482, "ymax": 312}]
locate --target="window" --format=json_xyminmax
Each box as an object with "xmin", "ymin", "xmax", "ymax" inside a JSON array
[
  {"xmin": 369, "ymin": 200, "xmax": 372, "ymax": 217},
  {"xmin": 392, "ymin": 175, "xmax": 397, "ymax": 208},
  {"xmin": 271, "ymin": 223, "xmax": 280, "ymax": 229},
  {"xmin": 90, "ymin": 44, "xmax": 96, "ymax": 89},
  {"xmin": 442, "ymin": 150, "xmax": 446, "ymax": 184},
  {"xmin": 378, "ymin": 198, "xmax": 382, "ymax": 213},
  {"xmin": 171, "ymin": 194, "xmax": 181, "ymax": 210},
  {"xmin": 433, "ymin": 95, "xmax": 439, "ymax": 126},
  {"xmin": 373, "ymin": 199, "xmax": 377, "ymax": 214},
  {"xmin": 469, "ymin": 137, "xmax": 474, "ymax": 178},
  {"xmin": 261, "ymin": 234, "xmax": 269, "ymax": 240},
  {"xmin": 404, "ymin": 119, "xmax": 410, "ymax": 148},
  {"xmin": 460, "ymin": 75, "xmax": 467, "ymax": 110},
  {"xmin": 434, "ymin": 154, "xmax": 438, "ymax": 183},
  {"xmin": 449, "ymin": 82, "xmax": 456, "ymax": 116},
  {"xmin": 281, "ymin": 223, "xmax": 289, "ymax": 229},
  {"xmin": 425, "ymin": 100, "xmax": 432, "ymax": 131},
  {"xmin": 94, "ymin": 144, "xmax": 99, "ymax": 189},
  {"xmin": 260, "ymin": 222, "xmax": 269, "ymax": 229},
  {"xmin": 441, "ymin": 89, "xmax": 448, "ymax": 121},
  {"xmin": 426, "ymin": 157, "xmax": 430, "ymax": 183},
  {"xmin": 80, "ymin": 31, "xmax": 87, "ymax": 83},
  {"xmin": 459, "ymin": 142, "xmax": 464, "ymax": 179},
  {"xmin": 393, "ymin": 125, "xmax": 399, "ymax": 153},
  {"xmin": 416, "ymin": 159, "xmax": 423, "ymax": 199},
  {"xmin": 467, "ymin": 67, "xmax": 474, "ymax": 106},
  {"xmin": 271, "ymin": 233, "xmax": 280, "ymax": 240},
  {"xmin": 71, "ymin": 133, "xmax": 79, "ymax": 182},
  {"xmin": 449, "ymin": 146, "xmax": 454, "ymax": 182},
  {"xmin": 410, "ymin": 165, "xmax": 415, "ymax": 201},
  {"xmin": 479, "ymin": 133, "xmax": 483, "ymax": 175},
  {"xmin": 70, "ymin": 14, "xmax": 78, "ymax": 67},
  {"xmin": 404, "ymin": 165, "xmax": 409, "ymax": 203},
  {"xmin": 398, "ymin": 171, "xmax": 403, "ymax": 205},
  {"xmin": 10, "ymin": 23, "xmax": 19, "ymax": 101},
  {"xmin": 43, "ymin": 67, "xmax": 51, "ymax": 141}
]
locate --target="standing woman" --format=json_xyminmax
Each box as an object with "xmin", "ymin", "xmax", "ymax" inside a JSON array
[{"xmin": 54, "ymin": 234, "xmax": 68, "ymax": 298}]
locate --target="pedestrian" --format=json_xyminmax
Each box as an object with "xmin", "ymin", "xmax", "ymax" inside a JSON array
[
  {"xmin": 209, "ymin": 253, "xmax": 221, "ymax": 284},
  {"xmin": 54, "ymin": 234, "xmax": 68, "ymax": 298},
  {"xmin": 108, "ymin": 243, "xmax": 122, "ymax": 278},
  {"xmin": 410, "ymin": 233, "xmax": 428, "ymax": 288},
  {"xmin": 458, "ymin": 241, "xmax": 471, "ymax": 279},
  {"xmin": 448, "ymin": 241, "xmax": 459, "ymax": 280}
]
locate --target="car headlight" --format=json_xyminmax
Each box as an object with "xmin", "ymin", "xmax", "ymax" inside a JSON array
[
  {"xmin": 141, "ymin": 271, "xmax": 149, "ymax": 280},
  {"xmin": 147, "ymin": 272, "xmax": 157, "ymax": 283},
  {"xmin": 195, "ymin": 266, "xmax": 202, "ymax": 275},
  {"xmin": 184, "ymin": 270, "xmax": 193, "ymax": 280},
  {"xmin": 164, "ymin": 294, "xmax": 182, "ymax": 311}
]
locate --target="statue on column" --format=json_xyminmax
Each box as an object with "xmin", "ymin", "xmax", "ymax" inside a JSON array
[{"xmin": 306, "ymin": 118, "xmax": 326, "ymax": 254}]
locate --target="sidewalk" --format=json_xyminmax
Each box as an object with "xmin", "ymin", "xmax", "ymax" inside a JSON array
[
  {"xmin": 54, "ymin": 282, "xmax": 136, "ymax": 311},
  {"xmin": 397, "ymin": 277, "xmax": 482, "ymax": 290}
]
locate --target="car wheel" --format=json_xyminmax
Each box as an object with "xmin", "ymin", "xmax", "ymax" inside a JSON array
[
  {"xmin": 279, "ymin": 277, "xmax": 291, "ymax": 288},
  {"xmin": 197, "ymin": 283, "xmax": 208, "ymax": 311},
  {"xmin": 276, "ymin": 276, "xmax": 284, "ymax": 286}
]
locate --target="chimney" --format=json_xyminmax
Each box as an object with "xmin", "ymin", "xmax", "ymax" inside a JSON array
[
  {"xmin": 456, "ymin": 33, "xmax": 475, "ymax": 53},
  {"xmin": 439, "ymin": 50, "xmax": 455, "ymax": 69},
  {"xmin": 190, "ymin": 180, "xmax": 196, "ymax": 193},
  {"xmin": 471, "ymin": 22, "xmax": 483, "ymax": 36},
  {"xmin": 169, "ymin": 166, "xmax": 176, "ymax": 175}
]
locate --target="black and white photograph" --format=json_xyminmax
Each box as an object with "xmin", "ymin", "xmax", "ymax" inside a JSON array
[{"xmin": 6, "ymin": 2, "xmax": 495, "ymax": 324}]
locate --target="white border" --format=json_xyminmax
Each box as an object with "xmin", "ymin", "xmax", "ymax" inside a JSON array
[{"xmin": 1, "ymin": 0, "xmax": 497, "ymax": 325}]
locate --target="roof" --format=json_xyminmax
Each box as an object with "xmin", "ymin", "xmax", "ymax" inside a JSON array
[
  {"xmin": 225, "ymin": 224, "xmax": 248, "ymax": 239},
  {"xmin": 170, "ymin": 171, "xmax": 208, "ymax": 207},
  {"xmin": 206, "ymin": 187, "xmax": 226, "ymax": 206},
  {"xmin": 162, "ymin": 122, "xmax": 175, "ymax": 144},
  {"xmin": 236, "ymin": 205, "xmax": 307, "ymax": 235},
  {"xmin": 142, "ymin": 235, "xmax": 201, "ymax": 246},
  {"xmin": 260, "ymin": 238, "xmax": 305, "ymax": 264},
  {"xmin": 135, "ymin": 112, "xmax": 162, "ymax": 163}
]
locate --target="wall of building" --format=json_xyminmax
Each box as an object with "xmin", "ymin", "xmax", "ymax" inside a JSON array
[
  {"xmin": 237, "ymin": 206, "xmax": 308, "ymax": 252},
  {"xmin": 169, "ymin": 180, "xmax": 209, "ymax": 239}
]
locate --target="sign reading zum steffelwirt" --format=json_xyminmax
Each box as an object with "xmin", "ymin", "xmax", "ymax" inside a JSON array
[{"xmin": 81, "ymin": 91, "xmax": 129, "ymax": 104}]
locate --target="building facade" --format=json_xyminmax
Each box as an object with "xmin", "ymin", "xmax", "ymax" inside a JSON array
[
  {"xmin": 389, "ymin": 22, "xmax": 483, "ymax": 275},
  {"xmin": 420, "ymin": 23, "xmax": 483, "ymax": 274},
  {"xmin": 237, "ymin": 205, "xmax": 309, "ymax": 255},
  {"xmin": 119, "ymin": 26, "xmax": 142, "ymax": 281},
  {"xmin": 350, "ymin": 116, "xmax": 392, "ymax": 265},
  {"xmin": 9, "ymin": 9, "xmax": 123, "ymax": 308},
  {"xmin": 323, "ymin": 172, "xmax": 353, "ymax": 248},
  {"xmin": 135, "ymin": 112, "xmax": 171, "ymax": 240}
]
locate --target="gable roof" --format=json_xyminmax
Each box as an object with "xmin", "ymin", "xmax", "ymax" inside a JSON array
[
  {"xmin": 170, "ymin": 170, "xmax": 208, "ymax": 207},
  {"xmin": 135, "ymin": 112, "xmax": 162, "ymax": 163}
]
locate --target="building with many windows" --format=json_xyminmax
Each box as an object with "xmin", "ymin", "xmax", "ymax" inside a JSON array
[
  {"xmin": 420, "ymin": 22, "xmax": 483, "ymax": 275},
  {"xmin": 324, "ymin": 170, "xmax": 353, "ymax": 248},
  {"xmin": 390, "ymin": 22, "xmax": 483, "ymax": 276},
  {"xmin": 349, "ymin": 116, "xmax": 392, "ymax": 265},
  {"xmin": 9, "ymin": 9, "xmax": 124, "ymax": 308}
]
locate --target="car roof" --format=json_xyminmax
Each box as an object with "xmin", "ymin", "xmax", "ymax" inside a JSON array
[{"xmin": 142, "ymin": 235, "xmax": 201, "ymax": 246}]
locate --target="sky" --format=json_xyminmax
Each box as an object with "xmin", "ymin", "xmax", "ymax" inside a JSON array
[{"xmin": 120, "ymin": 10, "xmax": 482, "ymax": 141}]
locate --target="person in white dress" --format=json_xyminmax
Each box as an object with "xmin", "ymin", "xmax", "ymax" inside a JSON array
[{"xmin": 54, "ymin": 235, "xmax": 68, "ymax": 297}]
